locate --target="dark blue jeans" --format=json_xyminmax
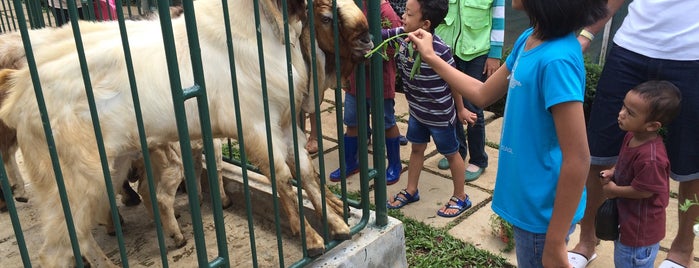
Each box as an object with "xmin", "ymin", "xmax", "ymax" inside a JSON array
[{"xmin": 454, "ymin": 55, "xmax": 488, "ymax": 168}]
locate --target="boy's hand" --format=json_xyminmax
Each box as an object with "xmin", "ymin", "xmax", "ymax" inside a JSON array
[
  {"xmin": 457, "ymin": 108, "xmax": 476, "ymax": 126},
  {"xmin": 598, "ymin": 169, "xmax": 613, "ymax": 185},
  {"xmin": 602, "ymin": 181, "xmax": 617, "ymax": 198}
]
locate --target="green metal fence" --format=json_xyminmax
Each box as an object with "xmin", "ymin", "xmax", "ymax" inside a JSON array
[{"xmin": 0, "ymin": 0, "xmax": 388, "ymax": 267}]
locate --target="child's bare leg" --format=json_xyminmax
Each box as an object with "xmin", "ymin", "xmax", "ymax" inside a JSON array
[
  {"xmin": 346, "ymin": 126, "xmax": 358, "ymax": 136},
  {"xmin": 385, "ymin": 125, "xmax": 400, "ymax": 139},
  {"xmin": 388, "ymin": 142, "xmax": 426, "ymax": 206},
  {"xmin": 439, "ymin": 152, "xmax": 467, "ymax": 215}
]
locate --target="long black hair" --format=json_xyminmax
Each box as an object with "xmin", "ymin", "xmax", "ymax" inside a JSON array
[{"xmin": 522, "ymin": 0, "xmax": 607, "ymax": 40}]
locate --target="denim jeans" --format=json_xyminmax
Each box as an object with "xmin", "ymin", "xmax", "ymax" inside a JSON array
[
  {"xmin": 513, "ymin": 224, "xmax": 575, "ymax": 268},
  {"xmin": 453, "ymin": 55, "xmax": 488, "ymax": 168},
  {"xmin": 613, "ymin": 241, "xmax": 659, "ymax": 268},
  {"xmin": 343, "ymin": 93, "xmax": 397, "ymax": 129}
]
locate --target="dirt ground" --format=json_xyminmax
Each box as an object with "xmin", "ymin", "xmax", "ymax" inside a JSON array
[{"xmin": 0, "ymin": 154, "xmax": 305, "ymax": 267}]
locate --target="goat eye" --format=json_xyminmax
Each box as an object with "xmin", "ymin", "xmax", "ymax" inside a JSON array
[{"xmin": 321, "ymin": 16, "xmax": 332, "ymax": 24}]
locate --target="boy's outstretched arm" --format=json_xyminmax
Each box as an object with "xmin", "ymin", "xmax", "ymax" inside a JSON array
[
  {"xmin": 544, "ymin": 101, "xmax": 590, "ymax": 268},
  {"xmin": 406, "ymin": 29, "xmax": 509, "ymax": 108}
]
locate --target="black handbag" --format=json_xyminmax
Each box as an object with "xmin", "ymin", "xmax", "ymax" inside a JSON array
[{"xmin": 595, "ymin": 198, "xmax": 619, "ymax": 241}]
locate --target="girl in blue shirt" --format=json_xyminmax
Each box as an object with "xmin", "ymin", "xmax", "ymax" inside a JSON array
[{"xmin": 406, "ymin": 0, "xmax": 606, "ymax": 267}]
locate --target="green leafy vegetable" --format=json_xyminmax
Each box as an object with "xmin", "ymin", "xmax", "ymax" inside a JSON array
[
  {"xmin": 409, "ymin": 46, "xmax": 422, "ymax": 80},
  {"xmin": 364, "ymin": 32, "xmax": 421, "ymax": 80}
]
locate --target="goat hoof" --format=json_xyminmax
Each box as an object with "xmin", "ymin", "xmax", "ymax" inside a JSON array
[
  {"xmin": 333, "ymin": 232, "xmax": 351, "ymax": 241},
  {"xmin": 173, "ymin": 237, "xmax": 187, "ymax": 248},
  {"xmin": 307, "ymin": 247, "xmax": 325, "ymax": 257},
  {"xmin": 82, "ymin": 256, "xmax": 93, "ymax": 268},
  {"xmin": 14, "ymin": 197, "xmax": 28, "ymax": 203},
  {"xmin": 221, "ymin": 198, "xmax": 232, "ymax": 209}
]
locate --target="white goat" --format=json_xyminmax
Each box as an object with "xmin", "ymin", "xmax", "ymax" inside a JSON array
[{"xmin": 0, "ymin": 0, "xmax": 371, "ymax": 266}]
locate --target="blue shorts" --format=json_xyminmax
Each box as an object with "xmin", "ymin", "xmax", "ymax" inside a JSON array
[
  {"xmin": 586, "ymin": 44, "xmax": 699, "ymax": 181},
  {"xmin": 406, "ymin": 116, "xmax": 459, "ymax": 155},
  {"xmin": 343, "ymin": 93, "xmax": 397, "ymax": 129},
  {"xmin": 613, "ymin": 241, "xmax": 659, "ymax": 268}
]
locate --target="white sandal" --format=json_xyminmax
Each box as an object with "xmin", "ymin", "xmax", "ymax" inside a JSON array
[{"xmin": 567, "ymin": 251, "xmax": 597, "ymax": 268}]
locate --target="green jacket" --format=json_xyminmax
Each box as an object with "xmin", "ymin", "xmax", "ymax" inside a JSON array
[{"xmin": 435, "ymin": 0, "xmax": 504, "ymax": 61}]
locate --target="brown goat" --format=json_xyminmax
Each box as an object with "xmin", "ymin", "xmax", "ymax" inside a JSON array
[
  {"xmin": 0, "ymin": 120, "xmax": 27, "ymax": 212},
  {"xmin": 0, "ymin": 32, "xmax": 28, "ymax": 211}
]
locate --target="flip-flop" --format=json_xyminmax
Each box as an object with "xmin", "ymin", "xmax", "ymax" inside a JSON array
[
  {"xmin": 567, "ymin": 251, "xmax": 597, "ymax": 268},
  {"xmin": 658, "ymin": 259, "xmax": 687, "ymax": 268},
  {"xmin": 436, "ymin": 195, "xmax": 471, "ymax": 218},
  {"xmin": 387, "ymin": 189, "xmax": 420, "ymax": 209}
]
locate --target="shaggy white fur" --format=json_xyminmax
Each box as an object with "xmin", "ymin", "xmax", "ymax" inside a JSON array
[{"xmin": 0, "ymin": 0, "xmax": 371, "ymax": 266}]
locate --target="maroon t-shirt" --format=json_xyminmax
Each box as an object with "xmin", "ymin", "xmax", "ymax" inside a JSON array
[
  {"xmin": 346, "ymin": 1, "xmax": 400, "ymax": 99},
  {"xmin": 614, "ymin": 132, "xmax": 670, "ymax": 246}
]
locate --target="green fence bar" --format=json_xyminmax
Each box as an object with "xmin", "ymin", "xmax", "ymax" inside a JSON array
[{"xmin": 0, "ymin": 154, "xmax": 31, "ymax": 267}]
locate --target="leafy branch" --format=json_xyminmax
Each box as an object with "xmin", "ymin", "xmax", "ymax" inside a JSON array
[
  {"xmin": 680, "ymin": 194, "xmax": 699, "ymax": 222},
  {"xmin": 679, "ymin": 195, "xmax": 699, "ymax": 212},
  {"xmin": 364, "ymin": 32, "xmax": 421, "ymax": 80}
]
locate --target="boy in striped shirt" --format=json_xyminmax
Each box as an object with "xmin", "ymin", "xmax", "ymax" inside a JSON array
[{"xmin": 385, "ymin": 0, "xmax": 471, "ymax": 218}]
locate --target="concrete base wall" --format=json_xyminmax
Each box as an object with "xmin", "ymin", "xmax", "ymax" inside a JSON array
[{"xmin": 308, "ymin": 213, "xmax": 407, "ymax": 268}]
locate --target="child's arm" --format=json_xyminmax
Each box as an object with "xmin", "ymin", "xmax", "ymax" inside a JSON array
[
  {"xmin": 453, "ymin": 93, "xmax": 468, "ymax": 123},
  {"xmin": 381, "ymin": 27, "xmax": 404, "ymax": 40},
  {"xmin": 543, "ymin": 101, "xmax": 590, "ymax": 268},
  {"xmin": 406, "ymin": 29, "xmax": 509, "ymax": 108},
  {"xmin": 602, "ymin": 181, "xmax": 654, "ymax": 199}
]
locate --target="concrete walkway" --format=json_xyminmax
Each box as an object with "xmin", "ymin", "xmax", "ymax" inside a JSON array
[{"xmin": 308, "ymin": 92, "xmax": 698, "ymax": 267}]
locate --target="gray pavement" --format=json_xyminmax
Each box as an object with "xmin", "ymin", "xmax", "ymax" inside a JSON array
[{"xmin": 310, "ymin": 91, "xmax": 699, "ymax": 267}]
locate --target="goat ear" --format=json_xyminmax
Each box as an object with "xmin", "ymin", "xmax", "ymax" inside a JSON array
[
  {"xmin": 0, "ymin": 69, "xmax": 15, "ymax": 109},
  {"xmin": 286, "ymin": 0, "xmax": 307, "ymax": 19}
]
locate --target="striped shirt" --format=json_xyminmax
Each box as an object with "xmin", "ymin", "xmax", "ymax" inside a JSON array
[{"xmin": 382, "ymin": 27, "xmax": 457, "ymax": 127}]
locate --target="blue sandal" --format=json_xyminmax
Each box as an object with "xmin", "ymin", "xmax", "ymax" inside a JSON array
[
  {"xmin": 436, "ymin": 195, "xmax": 471, "ymax": 218},
  {"xmin": 387, "ymin": 189, "xmax": 420, "ymax": 209}
]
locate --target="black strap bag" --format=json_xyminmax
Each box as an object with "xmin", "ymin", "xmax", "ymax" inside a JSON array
[{"xmin": 595, "ymin": 198, "xmax": 619, "ymax": 241}]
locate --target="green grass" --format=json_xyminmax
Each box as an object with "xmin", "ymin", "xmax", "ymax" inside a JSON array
[
  {"xmin": 326, "ymin": 184, "xmax": 513, "ymax": 267},
  {"xmin": 388, "ymin": 209, "xmax": 514, "ymax": 268}
]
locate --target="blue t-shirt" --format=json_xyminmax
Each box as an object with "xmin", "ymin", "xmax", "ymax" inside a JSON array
[{"xmin": 491, "ymin": 28, "xmax": 587, "ymax": 233}]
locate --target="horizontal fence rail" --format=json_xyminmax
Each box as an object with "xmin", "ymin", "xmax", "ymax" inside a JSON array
[{"xmin": 0, "ymin": 0, "xmax": 388, "ymax": 267}]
